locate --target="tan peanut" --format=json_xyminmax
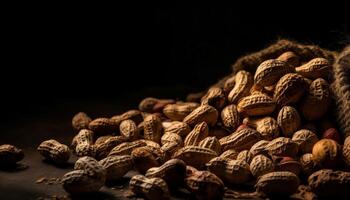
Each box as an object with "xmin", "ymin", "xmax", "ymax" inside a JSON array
[
  {"xmin": 200, "ymin": 87, "xmax": 226, "ymax": 110},
  {"xmin": 161, "ymin": 142, "xmax": 182, "ymax": 161},
  {"xmin": 220, "ymin": 149, "xmax": 239, "ymax": 160},
  {"xmin": 139, "ymin": 139, "xmax": 161, "ymax": 149},
  {"xmin": 343, "ymin": 136, "xmax": 350, "ymax": 167},
  {"xmin": 249, "ymin": 140, "xmax": 269, "ymax": 157},
  {"xmin": 221, "ymin": 104, "xmax": 240, "ymax": 131},
  {"xmin": 0, "ymin": 144, "xmax": 24, "ymax": 165},
  {"xmin": 243, "ymin": 117, "xmax": 279, "ymax": 140},
  {"xmin": 172, "ymin": 146, "xmax": 217, "ymax": 169},
  {"xmin": 277, "ymin": 106, "xmax": 301, "ymax": 137},
  {"xmin": 300, "ymin": 78, "xmax": 331, "ymax": 120},
  {"xmin": 110, "ymin": 109, "xmax": 144, "ymax": 127},
  {"xmin": 273, "ymin": 73, "xmax": 307, "ymax": 107},
  {"xmin": 163, "ymin": 121, "xmax": 191, "ymax": 138},
  {"xmin": 74, "ymin": 129, "xmax": 95, "ymax": 157},
  {"xmin": 161, "ymin": 132, "xmax": 183, "ymax": 146},
  {"xmin": 254, "ymin": 59, "xmax": 295, "ymax": 86},
  {"xmin": 185, "ymin": 170, "xmax": 224, "ymax": 200},
  {"xmin": 312, "ymin": 139, "xmax": 341, "ymax": 168},
  {"xmin": 143, "ymin": 114, "xmax": 163, "ymax": 143},
  {"xmin": 265, "ymin": 137, "xmax": 298, "ymax": 157},
  {"xmin": 237, "ymin": 93, "xmax": 276, "ymax": 116},
  {"xmin": 129, "ymin": 175, "xmax": 170, "ymax": 200},
  {"xmin": 255, "ymin": 171, "xmax": 299, "ymax": 196},
  {"xmin": 250, "ymin": 154, "xmax": 274, "ymax": 178},
  {"xmin": 184, "ymin": 122, "xmax": 209, "ymax": 146},
  {"xmin": 296, "ymin": 57, "xmax": 330, "ymax": 79},
  {"xmin": 308, "ymin": 169, "xmax": 350, "ymax": 198},
  {"xmin": 119, "ymin": 119, "xmax": 140, "ymax": 141},
  {"xmin": 145, "ymin": 158, "xmax": 186, "ymax": 187},
  {"xmin": 72, "ymin": 112, "xmax": 91, "ymax": 130},
  {"xmin": 131, "ymin": 145, "xmax": 165, "ymax": 174},
  {"xmin": 62, "ymin": 156, "xmax": 106, "ymax": 194},
  {"xmin": 98, "ymin": 155, "xmax": 133, "ymax": 180},
  {"xmin": 228, "ymin": 70, "xmax": 254, "ymax": 103},
  {"xmin": 94, "ymin": 136, "xmax": 127, "ymax": 160},
  {"xmin": 183, "ymin": 104, "xmax": 218, "ymax": 127},
  {"xmin": 139, "ymin": 97, "xmax": 175, "ymax": 113},
  {"xmin": 88, "ymin": 118, "xmax": 115, "ymax": 135},
  {"xmin": 163, "ymin": 102, "xmax": 199, "ymax": 121},
  {"xmin": 219, "ymin": 127, "xmax": 262, "ymax": 152},
  {"xmin": 206, "ymin": 157, "xmax": 251, "ymax": 184},
  {"xmin": 292, "ymin": 129, "xmax": 319, "ymax": 154},
  {"xmin": 108, "ymin": 140, "xmax": 146, "ymax": 157},
  {"xmin": 237, "ymin": 150, "xmax": 253, "ymax": 164},
  {"xmin": 37, "ymin": 139, "xmax": 70, "ymax": 165},
  {"xmin": 198, "ymin": 136, "xmax": 221, "ymax": 154},
  {"xmin": 276, "ymin": 51, "xmax": 300, "ymax": 67}
]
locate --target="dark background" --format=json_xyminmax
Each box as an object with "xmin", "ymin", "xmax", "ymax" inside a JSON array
[{"xmin": 1, "ymin": 5, "xmax": 349, "ymax": 123}]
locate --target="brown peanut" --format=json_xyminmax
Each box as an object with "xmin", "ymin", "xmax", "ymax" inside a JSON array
[
  {"xmin": 129, "ymin": 175, "xmax": 170, "ymax": 200},
  {"xmin": 237, "ymin": 93, "xmax": 276, "ymax": 116},
  {"xmin": 277, "ymin": 106, "xmax": 301, "ymax": 137},
  {"xmin": 74, "ymin": 129, "xmax": 95, "ymax": 157},
  {"xmin": 108, "ymin": 140, "xmax": 146, "ymax": 157},
  {"xmin": 220, "ymin": 149, "xmax": 239, "ymax": 160},
  {"xmin": 143, "ymin": 114, "xmax": 163, "ymax": 144},
  {"xmin": 265, "ymin": 137, "xmax": 298, "ymax": 157},
  {"xmin": 145, "ymin": 158, "xmax": 186, "ymax": 187},
  {"xmin": 184, "ymin": 122, "xmax": 209, "ymax": 146},
  {"xmin": 292, "ymin": 129, "xmax": 319, "ymax": 154},
  {"xmin": 183, "ymin": 104, "xmax": 218, "ymax": 127},
  {"xmin": 161, "ymin": 132, "xmax": 183, "ymax": 146},
  {"xmin": 250, "ymin": 154, "xmax": 274, "ymax": 178},
  {"xmin": 72, "ymin": 112, "xmax": 91, "ymax": 130},
  {"xmin": 198, "ymin": 136, "xmax": 221, "ymax": 154},
  {"xmin": 0, "ymin": 144, "xmax": 24, "ymax": 165},
  {"xmin": 163, "ymin": 121, "xmax": 191, "ymax": 138},
  {"xmin": 88, "ymin": 118, "xmax": 115, "ymax": 135},
  {"xmin": 254, "ymin": 59, "xmax": 295, "ymax": 86},
  {"xmin": 249, "ymin": 140, "xmax": 269, "ymax": 157},
  {"xmin": 255, "ymin": 171, "xmax": 300, "ymax": 196},
  {"xmin": 206, "ymin": 157, "xmax": 251, "ymax": 184},
  {"xmin": 343, "ymin": 136, "xmax": 350, "ymax": 167},
  {"xmin": 219, "ymin": 127, "xmax": 262, "ymax": 152},
  {"xmin": 276, "ymin": 51, "xmax": 300, "ymax": 67},
  {"xmin": 163, "ymin": 102, "xmax": 199, "ymax": 121},
  {"xmin": 243, "ymin": 117, "xmax": 279, "ymax": 140},
  {"xmin": 37, "ymin": 139, "xmax": 70, "ymax": 165},
  {"xmin": 221, "ymin": 104, "xmax": 240, "ymax": 131},
  {"xmin": 299, "ymin": 78, "xmax": 331, "ymax": 120},
  {"xmin": 296, "ymin": 57, "xmax": 330, "ymax": 79},
  {"xmin": 119, "ymin": 119, "xmax": 140, "ymax": 141},
  {"xmin": 237, "ymin": 150, "xmax": 253, "ymax": 164},
  {"xmin": 185, "ymin": 170, "xmax": 224, "ymax": 200},
  {"xmin": 308, "ymin": 169, "xmax": 350, "ymax": 198},
  {"xmin": 173, "ymin": 146, "xmax": 217, "ymax": 169},
  {"xmin": 273, "ymin": 73, "xmax": 307, "ymax": 107},
  {"xmin": 228, "ymin": 70, "xmax": 254, "ymax": 103},
  {"xmin": 99, "ymin": 155, "xmax": 133, "ymax": 180},
  {"xmin": 300, "ymin": 153, "xmax": 320, "ymax": 176},
  {"xmin": 139, "ymin": 97, "xmax": 175, "ymax": 113},
  {"xmin": 94, "ymin": 136, "xmax": 127, "ymax": 160},
  {"xmin": 62, "ymin": 156, "xmax": 106, "ymax": 194},
  {"xmin": 131, "ymin": 145, "xmax": 165, "ymax": 174}
]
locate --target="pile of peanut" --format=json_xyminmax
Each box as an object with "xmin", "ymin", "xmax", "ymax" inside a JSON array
[{"xmin": 1, "ymin": 51, "xmax": 350, "ymax": 199}]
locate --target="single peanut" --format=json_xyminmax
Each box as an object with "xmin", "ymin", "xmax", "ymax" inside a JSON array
[
  {"xmin": 243, "ymin": 117, "xmax": 279, "ymax": 140},
  {"xmin": 184, "ymin": 121, "xmax": 209, "ymax": 146},
  {"xmin": 228, "ymin": 70, "xmax": 254, "ymax": 103},
  {"xmin": 37, "ymin": 139, "xmax": 70, "ymax": 165},
  {"xmin": 129, "ymin": 175, "xmax": 170, "ymax": 200},
  {"xmin": 163, "ymin": 102, "xmax": 199, "ymax": 121},
  {"xmin": 300, "ymin": 153, "xmax": 320, "ymax": 176},
  {"xmin": 108, "ymin": 140, "xmax": 146, "ymax": 157},
  {"xmin": 206, "ymin": 157, "xmax": 251, "ymax": 184},
  {"xmin": 277, "ymin": 106, "xmax": 301, "ymax": 137},
  {"xmin": 72, "ymin": 112, "xmax": 92, "ymax": 130},
  {"xmin": 98, "ymin": 155, "xmax": 133, "ymax": 180},
  {"xmin": 172, "ymin": 146, "xmax": 217, "ymax": 169},
  {"xmin": 0, "ymin": 144, "xmax": 24, "ymax": 166},
  {"xmin": 162, "ymin": 121, "xmax": 191, "ymax": 138},
  {"xmin": 292, "ymin": 129, "xmax": 319, "ymax": 154},
  {"xmin": 312, "ymin": 139, "xmax": 341, "ymax": 168},
  {"xmin": 255, "ymin": 171, "xmax": 300, "ymax": 196},
  {"xmin": 219, "ymin": 149, "xmax": 239, "ymax": 160},
  {"xmin": 161, "ymin": 132, "xmax": 183, "ymax": 146},
  {"xmin": 254, "ymin": 59, "xmax": 295, "ymax": 86},
  {"xmin": 119, "ymin": 119, "xmax": 140, "ymax": 141},
  {"xmin": 143, "ymin": 114, "xmax": 163, "ymax": 144},
  {"xmin": 88, "ymin": 118, "xmax": 115, "ymax": 135},
  {"xmin": 183, "ymin": 104, "xmax": 218, "ymax": 127},
  {"xmin": 94, "ymin": 136, "xmax": 127, "ymax": 160},
  {"xmin": 74, "ymin": 129, "xmax": 95, "ymax": 157},
  {"xmin": 219, "ymin": 127, "xmax": 262, "ymax": 152},
  {"xmin": 250, "ymin": 154, "xmax": 274, "ymax": 178},
  {"xmin": 296, "ymin": 57, "xmax": 330, "ymax": 79},
  {"xmin": 249, "ymin": 140, "xmax": 269, "ymax": 157},
  {"xmin": 221, "ymin": 104, "xmax": 240, "ymax": 131},
  {"xmin": 198, "ymin": 136, "xmax": 221, "ymax": 154},
  {"xmin": 276, "ymin": 51, "xmax": 300, "ymax": 67},
  {"xmin": 237, "ymin": 93, "xmax": 276, "ymax": 116},
  {"xmin": 265, "ymin": 137, "xmax": 298, "ymax": 157}
]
